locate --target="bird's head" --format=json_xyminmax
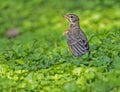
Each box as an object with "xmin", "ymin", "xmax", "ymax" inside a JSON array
[{"xmin": 64, "ymin": 14, "xmax": 79, "ymax": 24}]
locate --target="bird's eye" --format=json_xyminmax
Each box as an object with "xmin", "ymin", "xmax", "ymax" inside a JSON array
[{"xmin": 70, "ymin": 16, "xmax": 73, "ymax": 18}]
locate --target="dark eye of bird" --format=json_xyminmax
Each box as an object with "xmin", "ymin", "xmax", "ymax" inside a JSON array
[{"xmin": 70, "ymin": 16, "xmax": 73, "ymax": 18}]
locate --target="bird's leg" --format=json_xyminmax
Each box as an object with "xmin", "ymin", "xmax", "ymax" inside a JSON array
[{"xmin": 88, "ymin": 51, "xmax": 92, "ymax": 61}]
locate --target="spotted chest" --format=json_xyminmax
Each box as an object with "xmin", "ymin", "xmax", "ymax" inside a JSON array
[{"xmin": 66, "ymin": 29, "xmax": 80, "ymax": 44}]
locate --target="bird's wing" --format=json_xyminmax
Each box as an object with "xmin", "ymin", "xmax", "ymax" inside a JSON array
[{"xmin": 67, "ymin": 29, "xmax": 90, "ymax": 57}]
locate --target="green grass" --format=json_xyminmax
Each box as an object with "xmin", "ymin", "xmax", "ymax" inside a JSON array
[{"xmin": 0, "ymin": 0, "xmax": 120, "ymax": 92}]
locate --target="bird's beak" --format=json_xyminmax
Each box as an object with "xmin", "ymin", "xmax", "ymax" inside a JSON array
[{"xmin": 63, "ymin": 14, "xmax": 69, "ymax": 19}]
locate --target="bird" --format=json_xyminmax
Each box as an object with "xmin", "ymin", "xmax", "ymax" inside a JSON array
[{"xmin": 63, "ymin": 14, "xmax": 91, "ymax": 60}]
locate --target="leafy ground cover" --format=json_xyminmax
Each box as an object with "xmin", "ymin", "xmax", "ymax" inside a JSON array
[{"xmin": 0, "ymin": 0, "xmax": 120, "ymax": 92}]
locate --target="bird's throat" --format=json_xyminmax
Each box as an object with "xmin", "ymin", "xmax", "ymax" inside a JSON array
[{"xmin": 70, "ymin": 22, "xmax": 80, "ymax": 29}]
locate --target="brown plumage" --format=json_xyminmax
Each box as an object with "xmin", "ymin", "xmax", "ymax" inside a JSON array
[{"xmin": 64, "ymin": 14, "xmax": 91, "ymax": 59}]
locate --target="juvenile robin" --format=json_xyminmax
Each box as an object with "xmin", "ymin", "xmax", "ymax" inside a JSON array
[{"xmin": 63, "ymin": 14, "xmax": 91, "ymax": 60}]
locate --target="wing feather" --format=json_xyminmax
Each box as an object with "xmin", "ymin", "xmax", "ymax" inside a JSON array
[{"xmin": 66, "ymin": 28, "xmax": 90, "ymax": 57}]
